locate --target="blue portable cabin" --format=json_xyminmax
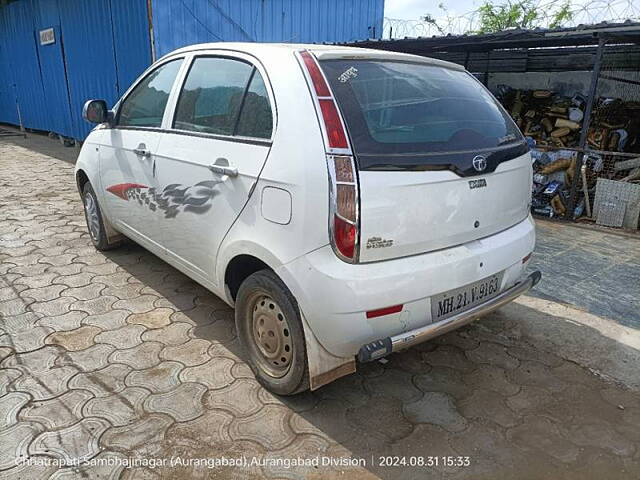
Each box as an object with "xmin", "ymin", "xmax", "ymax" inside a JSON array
[{"xmin": 0, "ymin": 0, "xmax": 384, "ymax": 141}]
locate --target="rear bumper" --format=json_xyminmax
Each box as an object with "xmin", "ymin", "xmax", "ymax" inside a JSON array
[
  {"xmin": 277, "ymin": 215, "xmax": 536, "ymax": 358},
  {"xmin": 358, "ymin": 270, "xmax": 541, "ymax": 362}
]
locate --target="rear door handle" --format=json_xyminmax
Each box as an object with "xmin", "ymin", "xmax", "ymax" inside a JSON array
[
  {"xmin": 133, "ymin": 143, "xmax": 151, "ymax": 158},
  {"xmin": 208, "ymin": 157, "xmax": 238, "ymax": 177}
]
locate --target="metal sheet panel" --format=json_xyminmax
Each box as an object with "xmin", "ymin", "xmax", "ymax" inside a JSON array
[
  {"xmin": 151, "ymin": 0, "xmax": 385, "ymax": 57},
  {"xmin": 33, "ymin": 0, "xmax": 75, "ymax": 138},
  {"xmin": 0, "ymin": 0, "xmax": 50, "ymax": 132},
  {"xmin": 57, "ymin": 0, "xmax": 120, "ymax": 139},
  {"xmin": 0, "ymin": 9, "xmax": 20, "ymax": 126},
  {"xmin": 110, "ymin": 0, "xmax": 152, "ymax": 94}
]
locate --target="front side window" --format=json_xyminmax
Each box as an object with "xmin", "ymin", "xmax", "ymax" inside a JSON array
[
  {"xmin": 173, "ymin": 57, "xmax": 273, "ymax": 139},
  {"xmin": 117, "ymin": 59, "xmax": 182, "ymax": 128}
]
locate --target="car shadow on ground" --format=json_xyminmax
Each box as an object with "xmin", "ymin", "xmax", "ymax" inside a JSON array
[{"xmin": 103, "ymin": 240, "xmax": 640, "ymax": 480}]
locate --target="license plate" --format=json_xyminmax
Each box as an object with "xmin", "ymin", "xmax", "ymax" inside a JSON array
[{"xmin": 431, "ymin": 273, "xmax": 504, "ymax": 322}]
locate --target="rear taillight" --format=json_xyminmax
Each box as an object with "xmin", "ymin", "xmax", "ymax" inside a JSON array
[
  {"xmin": 298, "ymin": 50, "xmax": 360, "ymax": 263},
  {"xmin": 329, "ymin": 155, "xmax": 359, "ymax": 261}
]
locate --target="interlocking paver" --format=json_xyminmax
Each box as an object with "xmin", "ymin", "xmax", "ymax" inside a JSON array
[
  {"xmin": 404, "ymin": 391, "xmax": 468, "ymax": 431},
  {"xmin": 0, "ymin": 391, "xmax": 30, "ymax": 429},
  {"xmin": 101, "ymin": 413, "xmax": 174, "ymax": 452},
  {"xmin": 45, "ymin": 325, "xmax": 101, "ymax": 351},
  {"xmin": 68, "ymin": 363, "xmax": 132, "ymax": 397},
  {"xmin": 165, "ymin": 408, "xmax": 234, "ymax": 445},
  {"xmin": 203, "ymin": 378, "xmax": 263, "ymax": 417},
  {"xmin": 13, "ymin": 272, "xmax": 59, "ymax": 289},
  {"xmin": 0, "ymin": 297, "xmax": 35, "ymax": 316},
  {"xmin": 95, "ymin": 324, "xmax": 145, "ymax": 349},
  {"xmin": 20, "ymin": 284, "xmax": 66, "ymax": 302},
  {"xmin": 109, "ymin": 341, "xmax": 163, "ymax": 370},
  {"xmin": 83, "ymin": 386, "xmax": 149, "ymax": 426},
  {"xmin": 127, "ymin": 308, "xmax": 173, "ymax": 329},
  {"xmin": 29, "ymin": 296, "xmax": 75, "ymax": 317},
  {"xmin": 0, "ymin": 326, "xmax": 54, "ymax": 353},
  {"xmin": 0, "ymin": 422, "xmax": 43, "ymax": 470},
  {"xmin": 36, "ymin": 310, "xmax": 86, "ymax": 331},
  {"xmin": 1, "ymin": 311, "xmax": 42, "ymax": 335},
  {"xmin": 60, "ymin": 283, "xmax": 105, "ymax": 300},
  {"xmin": 113, "ymin": 295, "xmax": 159, "ymax": 314},
  {"xmin": 82, "ymin": 309, "xmax": 130, "ymax": 330},
  {"xmin": 12, "ymin": 366, "xmax": 79, "ymax": 400},
  {"xmin": 20, "ymin": 389, "xmax": 93, "ymax": 429},
  {"xmin": 30, "ymin": 417, "xmax": 110, "ymax": 462},
  {"xmin": 56, "ymin": 343, "xmax": 115, "ymax": 372},
  {"xmin": 70, "ymin": 295, "xmax": 119, "ymax": 315},
  {"xmin": 229, "ymin": 404, "xmax": 295, "ymax": 450},
  {"xmin": 125, "ymin": 361, "xmax": 184, "ymax": 393},
  {"xmin": 179, "ymin": 356, "xmax": 235, "ymax": 389},
  {"xmin": 160, "ymin": 338, "xmax": 210, "ymax": 366},
  {"xmin": 141, "ymin": 322, "xmax": 191, "ymax": 345},
  {"xmin": 144, "ymin": 382, "xmax": 206, "ymax": 422}
]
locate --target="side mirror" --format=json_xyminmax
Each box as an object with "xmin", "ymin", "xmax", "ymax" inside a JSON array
[{"xmin": 83, "ymin": 99, "xmax": 109, "ymax": 124}]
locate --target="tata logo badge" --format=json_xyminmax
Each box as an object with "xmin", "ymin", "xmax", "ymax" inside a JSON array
[
  {"xmin": 472, "ymin": 155, "xmax": 487, "ymax": 172},
  {"xmin": 469, "ymin": 179, "xmax": 487, "ymax": 189}
]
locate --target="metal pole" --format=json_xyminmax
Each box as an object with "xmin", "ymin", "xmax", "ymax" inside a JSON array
[{"xmin": 565, "ymin": 35, "xmax": 606, "ymax": 219}]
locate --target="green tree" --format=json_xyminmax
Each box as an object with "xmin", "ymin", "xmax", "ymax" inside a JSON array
[
  {"xmin": 423, "ymin": 0, "xmax": 573, "ymax": 35},
  {"xmin": 474, "ymin": 0, "xmax": 573, "ymax": 33}
]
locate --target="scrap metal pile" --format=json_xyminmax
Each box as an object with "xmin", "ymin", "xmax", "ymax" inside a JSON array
[{"xmin": 497, "ymin": 87, "xmax": 640, "ymax": 221}]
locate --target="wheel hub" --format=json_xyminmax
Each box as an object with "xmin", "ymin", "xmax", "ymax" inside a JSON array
[
  {"xmin": 84, "ymin": 193, "xmax": 100, "ymax": 241},
  {"xmin": 251, "ymin": 294, "xmax": 292, "ymax": 376}
]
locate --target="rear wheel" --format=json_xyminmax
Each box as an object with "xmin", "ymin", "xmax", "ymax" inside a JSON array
[
  {"xmin": 235, "ymin": 270, "xmax": 309, "ymax": 395},
  {"xmin": 82, "ymin": 182, "xmax": 121, "ymax": 251}
]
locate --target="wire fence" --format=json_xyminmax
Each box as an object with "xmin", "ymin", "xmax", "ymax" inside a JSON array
[{"xmin": 383, "ymin": 0, "xmax": 640, "ymax": 39}]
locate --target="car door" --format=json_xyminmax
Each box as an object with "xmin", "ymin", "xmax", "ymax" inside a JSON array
[
  {"xmin": 99, "ymin": 58, "xmax": 183, "ymax": 250},
  {"xmin": 154, "ymin": 53, "xmax": 275, "ymax": 285}
]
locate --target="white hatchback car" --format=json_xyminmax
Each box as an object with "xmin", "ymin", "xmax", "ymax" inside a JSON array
[{"xmin": 77, "ymin": 43, "xmax": 540, "ymax": 395}]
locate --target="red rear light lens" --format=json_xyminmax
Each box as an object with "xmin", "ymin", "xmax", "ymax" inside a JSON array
[
  {"xmin": 319, "ymin": 99, "xmax": 348, "ymax": 149},
  {"xmin": 366, "ymin": 304, "xmax": 403, "ymax": 319},
  {"xmin": 334, "ymin": 215, "xmax": 356, "ymax": 259},
  {"xmin": 300, "ymin": 50, "xmax": 330, "ymax": 97}
]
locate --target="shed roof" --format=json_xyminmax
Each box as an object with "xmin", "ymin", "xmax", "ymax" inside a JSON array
[{"xmin": 342, "ymin": 21, "xmax": 640, "ymax": 53}]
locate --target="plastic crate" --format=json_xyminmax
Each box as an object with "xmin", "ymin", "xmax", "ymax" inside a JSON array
[{"xmin": 593, "ymin": 179, "xmax": 640, "ymax": 229}]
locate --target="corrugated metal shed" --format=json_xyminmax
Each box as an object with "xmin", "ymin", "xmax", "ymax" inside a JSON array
[
  {"xmin": 0, "ymin": 0, "xmax": 151, "ymax": 140},
  {"xmin": 0, "ymin": 0, "xmax": 384, "ymax": 140},
  {"xmin": 150, "ymin": 0, "xmax": 384, "ymax": 58}
]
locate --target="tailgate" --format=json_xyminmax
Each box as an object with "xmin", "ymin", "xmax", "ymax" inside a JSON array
[{"xmin": 358, "ymin": 152, "xmax": 531, "ymax": 262}]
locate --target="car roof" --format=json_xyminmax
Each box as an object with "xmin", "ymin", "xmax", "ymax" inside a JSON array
[{"xmin": 160, "ymin": 42, "xmax": 465, "ymax": 71}]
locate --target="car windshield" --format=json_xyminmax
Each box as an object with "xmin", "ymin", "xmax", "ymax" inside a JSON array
[{"xmin": 320, "ymin": 59, "xmax": 524, "ymax": 169}]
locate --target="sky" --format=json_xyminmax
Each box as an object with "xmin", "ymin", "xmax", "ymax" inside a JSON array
[{"xmin": 384, "ymin": 0, "xmax": 483, "ymax": 20}]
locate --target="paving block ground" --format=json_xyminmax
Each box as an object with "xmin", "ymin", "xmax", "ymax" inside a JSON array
[{"xmin": 0, "ymin": 136, "xmax": 639, "ymax": 479}]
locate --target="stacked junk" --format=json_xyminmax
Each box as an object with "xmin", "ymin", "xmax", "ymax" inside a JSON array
[{"xmin": 497, "ymin": 87, "xmax": 640, "ymax": 229}]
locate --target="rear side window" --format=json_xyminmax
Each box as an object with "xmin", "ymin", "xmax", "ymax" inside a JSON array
[
  {"xmin": 173, "ymin": 57, "xmax": 272, "ymax": 139},
  {"xmin": 118, "ymin": 59, "xmax": 182, "ymax": 128},
  {"xmin": 235, "ymin": 72, "xmax": 273, "ymax": 139},
  {"xmin": 320, "ymin": 60, "xmax": 524, "ymax": 170}
]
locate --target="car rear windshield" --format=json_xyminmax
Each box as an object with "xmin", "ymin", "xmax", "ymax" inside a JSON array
[{"xmin": 320, "ymin": 59, "xmax": 524, "ymax": 170}]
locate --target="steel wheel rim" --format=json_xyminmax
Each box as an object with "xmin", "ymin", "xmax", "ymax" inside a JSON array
[
  {"xmin": 250, "ymin": 293, "xmax": 293, "ymax": 378},
  {"xmin": 84, "ymin": 192, "xmax": 101, "ymax": 242}
]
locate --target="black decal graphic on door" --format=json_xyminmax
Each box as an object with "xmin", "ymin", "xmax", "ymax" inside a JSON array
[{"xmin": 106, "ymin": 180, "xmax": 222, "ymax": 218}]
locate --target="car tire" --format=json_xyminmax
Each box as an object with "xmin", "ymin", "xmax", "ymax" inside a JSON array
[
  {"xmin": 82, "ymin": 182, "xmax": 121, "ymax": 251},
  {"xmin": 235, "ymin": 269, "xmax": 310, "ymax": 395}
]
